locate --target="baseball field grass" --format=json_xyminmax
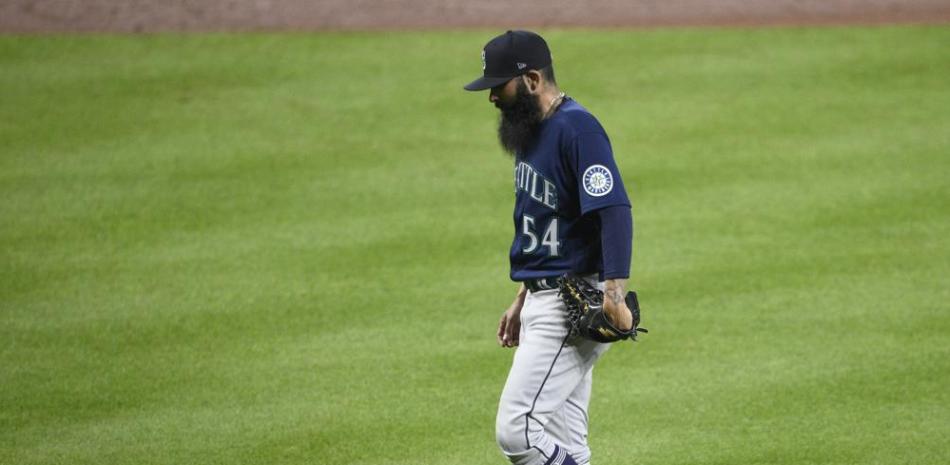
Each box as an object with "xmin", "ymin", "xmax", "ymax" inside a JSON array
[{"xmin": 2, "ymin": 25, "xmax": 949, "ymax": 465}]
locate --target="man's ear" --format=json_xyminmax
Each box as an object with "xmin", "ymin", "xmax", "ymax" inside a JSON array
[{"xmin": 522, "ymin": 70, "xmax": 543, "ymax": 95}]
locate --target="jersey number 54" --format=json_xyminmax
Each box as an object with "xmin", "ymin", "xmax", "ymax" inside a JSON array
[{"xmin": 521, "ymin": 216, "xmax": 561, "ymax": 256}]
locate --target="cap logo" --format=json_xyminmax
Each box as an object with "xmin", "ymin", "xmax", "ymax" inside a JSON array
[
  {"xmin": 481, "ymin": 50, "xmax": 486, "ymax": 71},
  {"xmin": 517, "ymin": 62, "xmax": 527, "ymax": 70}
]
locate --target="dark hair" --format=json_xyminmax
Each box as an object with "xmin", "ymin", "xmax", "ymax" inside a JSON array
[{"xmin": 540, "ymin": 65, "xmax": 556, "ymax": 85}]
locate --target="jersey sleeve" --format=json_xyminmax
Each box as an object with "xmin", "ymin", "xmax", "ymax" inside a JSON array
[
  {"xmin": 599, "ymin": 205, "xmax": 633, "ymax": 279},
  {"xmin": 570, "ymin": 131, "xmax": 631, "ymax": 215}
]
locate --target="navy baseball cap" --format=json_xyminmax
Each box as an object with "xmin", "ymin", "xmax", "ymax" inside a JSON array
[{"xmin": 463, "ymin": 30, "xmax": 552, "ymax": 91}]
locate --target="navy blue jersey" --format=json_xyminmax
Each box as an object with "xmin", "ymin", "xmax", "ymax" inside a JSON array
[{"xmin": 509, "ymin": 98, "xmax": 630, "ymax": 281}]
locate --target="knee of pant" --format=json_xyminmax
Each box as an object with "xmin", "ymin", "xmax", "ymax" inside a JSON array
[{"xmin": 495, "ymin": 413, "xmax": 528, "ymax": 455}]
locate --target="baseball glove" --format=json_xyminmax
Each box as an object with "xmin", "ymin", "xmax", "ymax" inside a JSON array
[{"xmin": 558, "ymin": 275, "xmax": 648, "ymax": 343}]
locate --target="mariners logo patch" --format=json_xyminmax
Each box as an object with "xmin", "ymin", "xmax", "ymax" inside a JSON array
[{"xmin": 582, "ymin": 165, "xmax": 613, "ymax": 197}]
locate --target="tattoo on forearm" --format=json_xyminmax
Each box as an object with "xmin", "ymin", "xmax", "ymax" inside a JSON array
[{"xmin": 606, "ymin": 288, "xmax": 623, "ymax": 306}]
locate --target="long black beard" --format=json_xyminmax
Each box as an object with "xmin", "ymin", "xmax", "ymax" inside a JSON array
[{"xmin": 497, "ymin": 81, "xmax": 543, "ymax": 157}]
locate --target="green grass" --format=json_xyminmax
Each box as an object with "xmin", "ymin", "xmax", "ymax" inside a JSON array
[{"xmin": 1, "ymin": 25, "xmax": 949, "ymax": 465}]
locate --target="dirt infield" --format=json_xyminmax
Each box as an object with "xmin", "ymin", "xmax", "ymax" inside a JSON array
[{"xmin": 2, "ymin": 0, "xmax": 949, "ymax": 33}]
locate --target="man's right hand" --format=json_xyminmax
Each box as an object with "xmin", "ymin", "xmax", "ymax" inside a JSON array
[{"xmin": 497, "ymin": 285, "xmax": 526, "ymax": 348}]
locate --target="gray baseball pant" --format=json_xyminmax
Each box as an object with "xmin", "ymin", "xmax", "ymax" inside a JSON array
[{"xmin": 495, "ymin": 287, "xmax": 610, "ymax": 465}]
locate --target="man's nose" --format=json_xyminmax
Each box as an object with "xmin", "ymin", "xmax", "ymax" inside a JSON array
[{"xmin": 489, "ymin": 91, "xmax": 499, "ymax": 103}]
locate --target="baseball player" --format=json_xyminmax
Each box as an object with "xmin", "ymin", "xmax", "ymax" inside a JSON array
[{"xmin": 464, "ymin": 31, "xmax": 635, "ymax": 465}]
